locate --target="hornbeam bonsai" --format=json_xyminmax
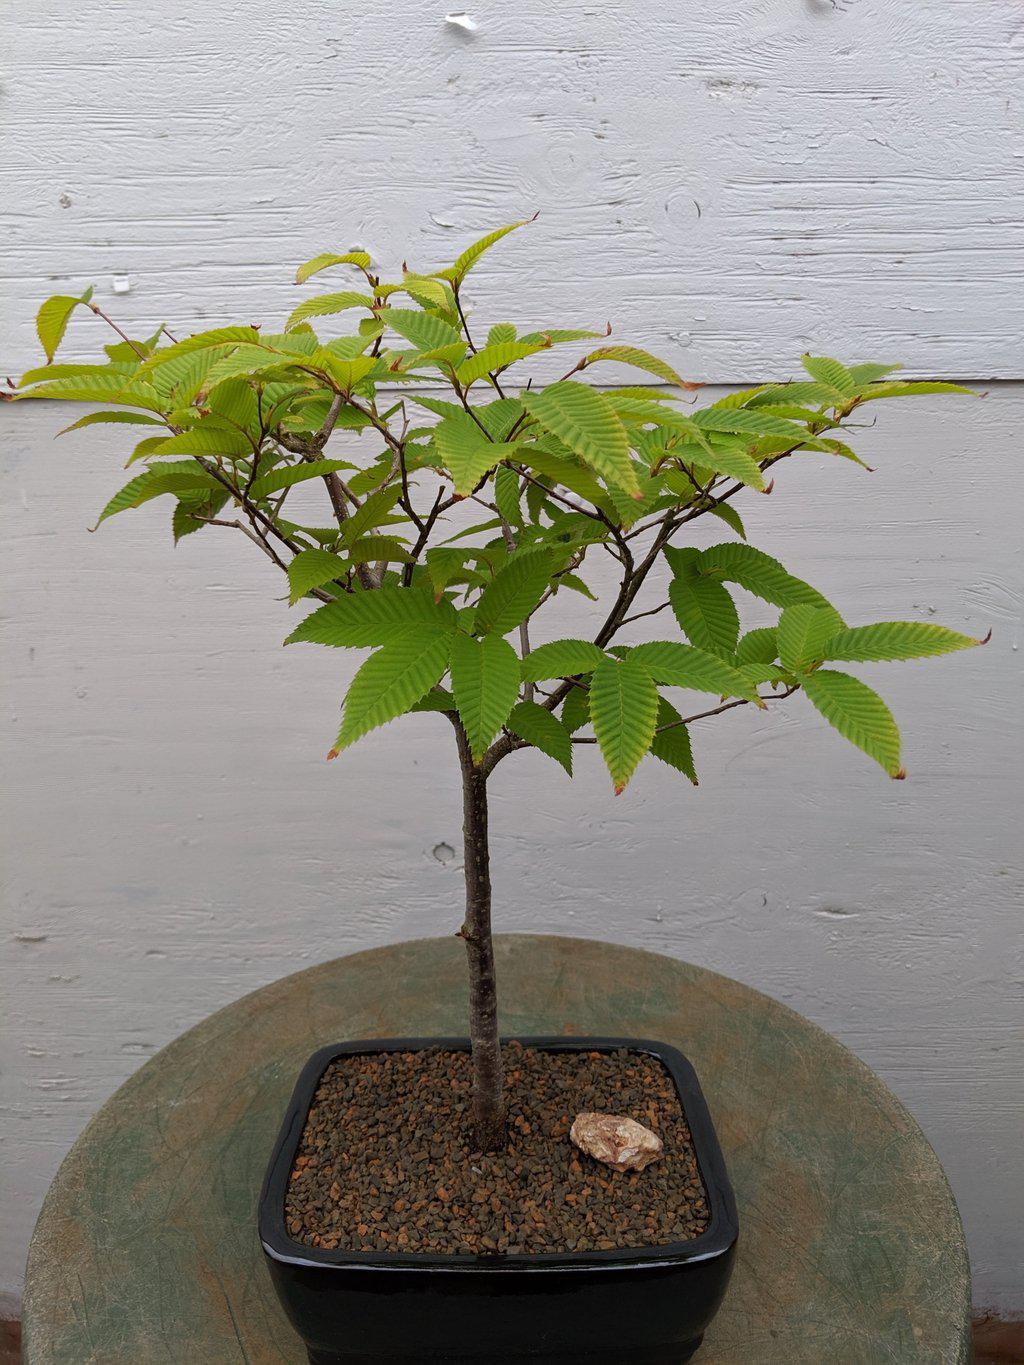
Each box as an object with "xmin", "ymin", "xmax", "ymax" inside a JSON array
[{"xmin": 9, "ymin": 220, "xmax": 986, "ymax": 1151}]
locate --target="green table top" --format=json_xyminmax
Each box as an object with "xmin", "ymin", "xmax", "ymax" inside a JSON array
[{"xmin": 23, "ymin": 934, "xmax": 971, "ymax": 1363}]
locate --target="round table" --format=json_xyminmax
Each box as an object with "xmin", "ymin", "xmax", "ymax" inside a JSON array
[{"xmin": 23, "ymin": 935, "xmax": 971, "ymax": 1363}]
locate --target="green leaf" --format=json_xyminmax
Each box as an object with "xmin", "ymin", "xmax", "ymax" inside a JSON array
[
  {"xmin": 560, "ymin": 685, "xmax": 591, "ymax": 734},
  {"xmin": 748, "ymin": 380, "xmax": 836, "ymax": 408},
  {"xmin": 522, "ymin": 381, "xmax": 639, "ymax": 497},
  {"xmin": 515, "ymin": 329, "xmax": 602, "ymax": 348},
  {"xmin": 778, "ymin": 604, "xmax": 845, "ymax": 672},
  {"xmin": 650, "ymin": 697, "xmax": 697, "ymax": 784},
  {"xmin": 171, "ymin": 487, "xmax": 230, "ymax": 543},
  {"xmin": 800, "ymin": 670, "xmax": 903, "ymax": 777},
  {"xmin": 407, "ymin": 687, "xmax": 455, "ymax": 714},
  {"xmin": 488, "ymin": 323, "xmax": 517, "ymax": 346},
  {"xmin": 474, "ymin": 552, "xmax": 551, "ymax": 637},
  {"xmin": 285, "ymin": 291, "xmax": 375, "ymax": 331},
  {"xmin": 425, "ymin": 547, "xmax": 479, "ymax": 596},
  {"xmin": 518, "ymin": 448, "xmax": 613, "ymax": 513},
  {"xmin": 138, "ymin": 327, "xmax": 261, "ymax": 375},
  {"xmin": 856, "ymin": 380, "xmax": 974, "ymax": 402},
  {"xmin": 706, "ymin": 501, "xmax": 746, "ymax": 539},
  {"xmin": 95, "ymin": 463, "xmax": 220, "ymax": 526},
  {"xmin": 589, "ymin": 656, "xmax": 659, "ymax": 794},
  {"xmin": 379, "ymin": 308, "xmax": 462, "ymax": 352},
  {"xmin": 248, "ymin": 459, "xmax": 354, "ymax": 500},
  {"xmin": 697, "ymin": 543, "xmax": 834, "ymax": 611},
  {"xmin": 582, "ymin": 345, "xmax": 696, "ymax": 389},
  {"xmin": 148, "ymin": 427, "xmax": 253, "ymax": 459},
  {"xmin": 456, "ymin": 340, "xmax": 547, "ymax": 388},
  {"xmin": 800, "ymin": 354, "xmax": 858, "ymax": 400},
  {"xmin": 36, "ymin": 292, "xmax": 91, "ymax": 363},
  {"xmin": 318, "ymin": 333, "xmax": 375, "ymax": 360},
  {"xmin": 506, "ymin": 700, "xmax": 573, "ymax": 775},
  {"xmin": 405, "ymin": 340, "xmax": 468, "ymax": 371},
  {"xmin": 125, "ymin": 436, "xmax": 173, "ymax": 466},
  {"xmin": 432, "ymin": 412, "xmax": 517, "ymax": 496},
  {"xmin": 192, "ymin": 344, "xmax": 288, "ymax": 392},
  {"xmin": 407, "ymin": 394, "xmax": 465, "ymax": 422},
  {"xmin": 331, "ymin": 630, "xmax": 453, "ymax": 756},
  {"xmin": 669, "ymin": 576, "xmax": 740, "ymax": 657},
  {"xmin": 287, "ymin": 549, "xmax": 348, "ymax": 604},
  {"xmin": 202, "ymin": 376, "xmax": 262, "ymax": 434},
  {"xmin": 683, "ymin": 441, "xmax": 765, "ymax": 491},
  {"xmin": 340, "ymin": 485, "xmax": 404, "ymax": 546},
  {"xmin": 736, "ymin": 627, "xmax": 779, "ymax": 666},
  {"xmin": 400, "ymin": 275, "xmax": 455, "ymax": 312},
  {"xmin": 21, "ymin": 360, "xmax": 136, "ymax": 386},
  {"xmin": 17, "ymin": 371, "xmax": 163, "ymax": 410},
  {"xmin": 626, "ymin": 641, "xmax": 762, "ymax": 703},
  {"xmin": 295, "ymin": 251, "xmax": 371, "ymax": 285},
  {"xmin": 449, "ymin": 632, "xmax": 521, "ymax": 761},
  {"xmin": 520, "ymin": 638, "xmax": 607, "ymax": 682},
  {"xmin": 57, "ymin": 410, "xmax": 164, "ymax": 436},
  {"xmin": 441, "ymin": 516, "xmax": 503, "ymax": 546},
  {"xmin": 286, "ymin": 587, "xmax": 456, "ymax": 648},
  {"xmin": 348, "ymin": 534, "xmax": 412, "ymax": 565},
  {"xmin": 494, "ymin": 466, "xmax": 523, "ymax": 527},
  {"xmin": 847, "ymin": 362, "xmax": 900, "ymax": 385},
  {"xmin": 552, "ymin": 571, "xmax": 597, "ymax": 601},
  {"xmin": 311, "ymin": 351, "xmax": 378, "ymax": 393},
  {"xmin": 824, "ymin": 621, "xmax": 985, "ymax": 663},
  {"xmin": 447, "ymin": 219, "xmax": 533, "ymax": 284},
  {"xmin": 736, "ymin": 662, "xmax": 790, "ymax": 687},
  {"xmin": 691, "ymin": 407, "xmax": 811, "ymax": 442}
]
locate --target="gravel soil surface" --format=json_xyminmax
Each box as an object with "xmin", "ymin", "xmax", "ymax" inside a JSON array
[{"xmin": 285, "ymin": 1042, "xmax": 710, "ymax": 1255}]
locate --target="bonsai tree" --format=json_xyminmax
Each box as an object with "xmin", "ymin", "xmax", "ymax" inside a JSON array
[{"xmin": 7, "ymin": 220, "xmax": 986, "ymax": 1150}]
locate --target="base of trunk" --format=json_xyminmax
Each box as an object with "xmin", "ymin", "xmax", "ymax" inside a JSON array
[{"xmin": 260, "ymin": 1037, "xmax": 738, "ymax": 1362}]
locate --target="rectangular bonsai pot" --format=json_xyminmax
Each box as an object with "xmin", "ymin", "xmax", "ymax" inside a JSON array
[{"xmin": 259, "ymin": 1036, "xmax": 738, "ymax": 1365}]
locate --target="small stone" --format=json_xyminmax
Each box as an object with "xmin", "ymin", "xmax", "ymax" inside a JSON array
[{"xmin": 569, "ymin": 1112, "xmax": 664, "ymax": 1172}]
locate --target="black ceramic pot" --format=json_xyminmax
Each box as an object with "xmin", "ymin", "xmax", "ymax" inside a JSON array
[{"xmin": 260, "ymin": 1037, "xmax": 738, "ymax": 1364}]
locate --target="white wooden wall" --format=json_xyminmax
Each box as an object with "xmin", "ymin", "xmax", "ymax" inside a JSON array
[
  {"xmin": 4, "ymin": 0, "xmax": 1024, "ymax": 379},
  {"xmin": 2, "ymin": 0, "xmax": 1022, "ymax": 1319}
]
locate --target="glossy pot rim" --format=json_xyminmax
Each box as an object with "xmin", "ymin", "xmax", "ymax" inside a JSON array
[{"xmin": 259, "ymin": 1035, "xmax": 739, "ymax": 1274}]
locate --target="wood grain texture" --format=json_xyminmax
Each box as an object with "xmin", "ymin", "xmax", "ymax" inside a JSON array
[
  {"xmin": 3, "ymin": 0, "xmax": 1023, "ymax": 379},
  {"xmin": 22, "ymin": 936, "xmax": 972, "ymax": 1363}
]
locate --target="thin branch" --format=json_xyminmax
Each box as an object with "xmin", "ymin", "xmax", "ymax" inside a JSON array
[
  {"xmin": 194, "ymin": 516, "xmax": 335, "ymax": 601},
  {"xmin": 617, "ymin": 600, "xmax": 672, "ymax": 628},
  {"xmin": 401, "ymin": 484, "xmax": 449, "ymax": 586},
  {"xmin": 195, "ymin": 459, "xmax": 309, "ymax": 562},
  {"xmin": 195, "ymin": 515, "xmax": 288, "ymax": 568},
  {"xmin": 452, "ymin": 282, "xmax": 479, "ymax": 354},
  {"xmin": 86, "ymin": 302, "xmax": 148, "ymax": 359},
  {"xmin": 313, "ymin": 393, "xmax": 348, "ymax": 450},
  {"xmin": 452, "ymin": 280, "xmax": 509, "ymax": 402}
]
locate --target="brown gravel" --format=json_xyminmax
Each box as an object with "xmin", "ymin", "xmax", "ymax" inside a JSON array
[{"xmin": 284, "ymin": 1043, "xmax": 709, "ymax": 1256}]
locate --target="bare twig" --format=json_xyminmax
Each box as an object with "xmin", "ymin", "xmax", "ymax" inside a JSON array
[
  {"xmin": 617, "ymin": 600, "xmax": 672, "ymax": 628},
  {"xmin": 86, "ymin": 303, "xmax": 148, "ymax": 359}
]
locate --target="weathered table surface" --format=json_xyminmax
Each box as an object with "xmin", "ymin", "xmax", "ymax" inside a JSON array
[{"xmin": 24, "ymin": 935, "xmax": 971, "ymax": 1363}]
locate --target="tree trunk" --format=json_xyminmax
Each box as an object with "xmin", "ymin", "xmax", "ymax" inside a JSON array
[{"xmin": 455, "ymin": 722, "xmax": 507, "ymax": 1150}]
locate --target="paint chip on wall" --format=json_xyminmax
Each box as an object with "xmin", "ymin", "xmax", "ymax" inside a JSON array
[{"xmin": 444, "ymin": 12, "xmax": 478, "ymax": 33}]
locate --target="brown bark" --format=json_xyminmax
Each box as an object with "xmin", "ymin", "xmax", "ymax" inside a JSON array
[{"xmin": 455, "ymin": 721, "xmax": 507, "ymax": 1150}]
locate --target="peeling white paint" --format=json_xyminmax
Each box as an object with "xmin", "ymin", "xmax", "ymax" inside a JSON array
[{"xmin": 444, "ymin": 12, "xmax": 478, "ymax": 34}]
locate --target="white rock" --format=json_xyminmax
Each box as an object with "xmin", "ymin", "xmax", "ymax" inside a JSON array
[{"xmin": 569, "ymin": 1112, "xmax": 664, "ymax": 1172}]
